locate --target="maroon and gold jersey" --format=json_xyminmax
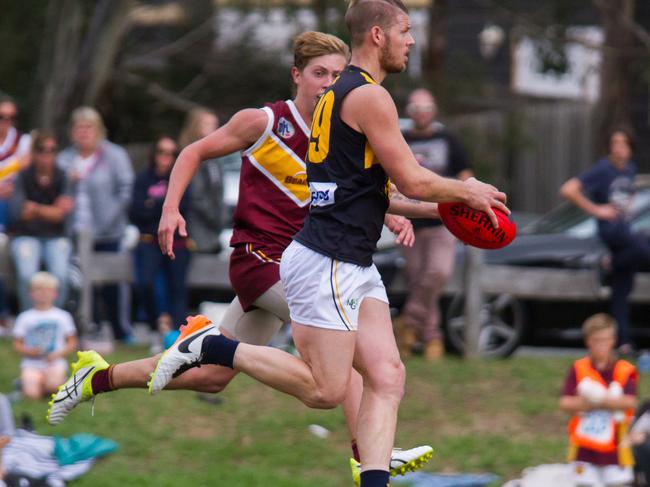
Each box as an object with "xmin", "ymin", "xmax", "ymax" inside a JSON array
[{"xmin": 230, "ymin": 100, "xmax": 310, "ymax": 259}]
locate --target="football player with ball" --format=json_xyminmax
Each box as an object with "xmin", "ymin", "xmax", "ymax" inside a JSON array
[{"xmin": 147, "ymin": 2, "xmax": 510, "ymax": 486}]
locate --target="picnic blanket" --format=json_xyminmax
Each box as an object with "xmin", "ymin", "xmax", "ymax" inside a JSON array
[{"xmin": 2, "ymin": 429, "xmax": 117, "ymax": 487}]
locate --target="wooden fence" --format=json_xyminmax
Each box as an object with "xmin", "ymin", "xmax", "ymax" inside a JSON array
[
  {"xmin": 449, "ymin": 101, "xmax": 596, "ymax": 214},
  {"xmin": 76, "ymin": 233, "xmax": 650, "ymax": 356}
]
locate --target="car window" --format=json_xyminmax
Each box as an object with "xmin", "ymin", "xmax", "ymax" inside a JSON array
[
  {"xmin": 632, "ymin": 212, "xmax": 650, "ymax": 233},
  {"xmin": 523, "ymin": 204, "xmax": 593, "ymax": 236},
  {"xmin": 523, "ymin": 180, "xmax": 650, "ymax": 237},
  {"xmin": 631, "ymin": 188, "xmax": 650, "ymax": 215}
]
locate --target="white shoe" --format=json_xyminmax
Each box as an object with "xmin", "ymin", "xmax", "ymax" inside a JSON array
[
  {"xmin": 390, "ymin": 445, "xmax": 434, "ymax": 475},
  {"xmin": 47, "ymin": 350, "xmax": 109, "ymax": 425},
  {"xmin": 350, "ymin": 445, "xmax": 434, "ymax": 485},
  {"xmin": 148, "ymin": 315, "xmax": 219, "ymax": 394}
]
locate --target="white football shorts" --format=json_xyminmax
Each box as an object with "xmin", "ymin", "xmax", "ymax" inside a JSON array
[{"xmin": 280, "ymin": 240, "xmax": 388, "ymax": 331}]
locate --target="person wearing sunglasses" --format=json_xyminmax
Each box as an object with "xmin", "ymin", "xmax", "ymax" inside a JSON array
[
  {"xmin": 129, "ymin": 136, "xmax": 191, "ymax": 340},
  {"xmin": 8, "ymin": 131, "xmax": 73, "ymax": 312}
]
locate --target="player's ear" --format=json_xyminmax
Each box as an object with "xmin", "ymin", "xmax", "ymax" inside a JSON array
[
  {"xmin": 290, "ymin": 66, "xmax": 301, "ymax": 85},
  {"xmin": 370, "ymin": 25, "xmax": 384, "ymax": 47}
]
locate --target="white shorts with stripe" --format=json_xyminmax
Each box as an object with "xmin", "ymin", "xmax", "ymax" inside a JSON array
[{"xmin": 280, "ymin": 240, "xmax": 388, "ymax": 331}]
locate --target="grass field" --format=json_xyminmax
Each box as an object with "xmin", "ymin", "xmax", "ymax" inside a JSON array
[{"xmin": 0, "ymin": 339, "xmax": 582, "ymax": 486}]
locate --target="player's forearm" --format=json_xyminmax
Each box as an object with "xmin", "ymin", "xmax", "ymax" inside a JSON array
[
  {"xmin": 396, "ymin": 167, "xmax": 469, "ymax": 204},
  {"xmin": 388, "ymin": 193, "xmax": 438, "ymax": 219},
  {"xmin": 163, "ymin": 146, "xmax": 202, "ymax": 209}
]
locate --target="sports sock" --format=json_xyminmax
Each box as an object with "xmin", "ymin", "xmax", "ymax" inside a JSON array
[
  {"xmin": 201, "ymin": 335, "xmax": 240, "ymax": 369},
  {"xmin": 351, "ymin": 439, "xmax": 361, "ymax": 462},
  {"xmin": 360, "ymin": 469, "xmax": 390, "ymax": 487},
  {"xmin": 90, "ymin": 365, "xmax": 115, "ymax": 394}
]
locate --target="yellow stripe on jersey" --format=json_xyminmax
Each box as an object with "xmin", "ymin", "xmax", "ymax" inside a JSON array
[
  {"xmin": 359, "ymin": 72, "xmax": 377, "ymax": 85},
  {"xmin": 250, "ymin": 136, "xmax": 310, "ymax": 204},
  {"xmin": 364, "ymin": 141, "xmax": 380, "ymax": 169}
]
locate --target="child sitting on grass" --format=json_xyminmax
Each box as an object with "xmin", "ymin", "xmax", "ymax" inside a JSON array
[
  {"xmin": 12, "ymin": 272, "xmax": 77, "ymax": 400},
  {"xmin": 560, "ymin": 313, "xmax": 638, "ymax": 487}
]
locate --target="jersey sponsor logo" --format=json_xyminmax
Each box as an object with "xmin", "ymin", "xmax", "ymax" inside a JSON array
[
  {"xmin": 277, "ymin": 117, "xmax": 295, "ymax": 139},
  {"xmin": 248, "ymin": 134, "xmax": 310, "ymax": 206},
  {"xmin": 310, "ymin": 182, "xmax": 337, "ymax": 207},
  {"xmin": 284, "ymin": 171, "xmax": 307, "ymax": 186}
]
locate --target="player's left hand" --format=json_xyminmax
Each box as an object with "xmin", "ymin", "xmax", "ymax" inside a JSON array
[
  {"xmin": 384, "ymin": 214, "xmax": 415, "ymax": 247},
  {"xmin": 158, "ymin": 206, "xmax": 187, "ymax": 260}
]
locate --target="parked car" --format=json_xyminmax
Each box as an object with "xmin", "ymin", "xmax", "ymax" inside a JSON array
[{"xmin": 374, "ymin": 175, "xmax": 650, "ymax": 357}]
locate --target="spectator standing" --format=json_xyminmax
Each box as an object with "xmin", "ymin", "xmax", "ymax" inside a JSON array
[
  {"xmin": 560, "ymin": 313, "xmax": 637, "ymax": 487},
  {"xmin": 9, "ymin": 131, "xmax": 73, "ymax": 311},
  {"xmin": 560, "ymin": 128, "xmax": 650, "ymax": 353},
  {"xmin": 12, "ymin": 272, "xmax": 77, "ymax": 400},
  {"xmin": 130, "ymin": 136, "xmax": 191, "ymax": 334},
  {"xmin": 57, "ymin": 107, "xmax": 135, "ymax": 342},
  {"xmin": 397, "ymin": 88, "xmax": 473, "ymax": 361},
  {"xmin": 179, "ymin": 108, "xmax": 232, "ymax": 253},
  {"xmin": 0, "ymin": 97, "xmax": 31, "ymax": 233}
]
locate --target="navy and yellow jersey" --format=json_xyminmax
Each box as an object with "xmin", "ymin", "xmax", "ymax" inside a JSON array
[{"xmin": 294, "ymin": 65, "xmax": 390, "ymax": 267}]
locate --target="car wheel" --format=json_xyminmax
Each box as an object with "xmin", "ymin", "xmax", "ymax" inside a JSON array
[{"xmin": 445, "ymin": 293, "xmax": 525, "ymax": 358}]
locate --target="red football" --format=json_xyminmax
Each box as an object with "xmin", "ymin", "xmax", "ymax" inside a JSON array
[{"xmin": 438, "ymin": 202, "xmax": 516, "ymax": 249}]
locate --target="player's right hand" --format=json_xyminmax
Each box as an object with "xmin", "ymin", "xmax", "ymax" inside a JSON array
[
  {"xmin": 462, "ymin": 177, "xmax": 509, "ymax": 228},
  {"xmin": 158, "ymin": 206, "xmax": 187, "ymax": 260}
]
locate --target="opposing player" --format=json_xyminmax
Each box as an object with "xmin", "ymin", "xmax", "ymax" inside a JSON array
[
  {"xmin": 48, "ymin": 31, "xmax": 433, "ymax": 480},
  {"xmin": 149, "ymin": 2, "xmax": 508, "ymax": 486}
]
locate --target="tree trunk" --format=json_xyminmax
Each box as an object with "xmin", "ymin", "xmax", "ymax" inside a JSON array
[
  {"xmin": 596, "ymin": 0, "xmax": 636, "ymax": 146},
  {"xmin": 35, "ymin": 0, "xmax": 84, "ymax": 133},
  {"xmin": 35, "ymin": 0, "xmax": 134, "ymax": 140},
  {"xmin": 424, "ymin": 0, "xmax": 447, "ymax": 86}
]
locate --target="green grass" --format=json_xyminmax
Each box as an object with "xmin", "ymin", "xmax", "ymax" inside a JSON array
[{"xmin": 0, "ymin": 340, "xmax": 577, "ymax": 486}]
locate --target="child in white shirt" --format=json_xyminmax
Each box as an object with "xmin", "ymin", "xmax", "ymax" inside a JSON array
[{"xmin": 12, "ymin": 272, "xmax": 77, "ymax": 400}]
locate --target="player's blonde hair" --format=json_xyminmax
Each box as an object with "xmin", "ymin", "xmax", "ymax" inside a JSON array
[
  {"xmin": 582, "ymin": 313, "xmax": 617, "ymax": 339},
  {"xmin": 345, "ymin": 0, "xmax": 409, "ymax": 47},
  {"xmin": 293, "ymin": 31, "xmax": 350, "ymax": 71},
  {"xmin": 30, "ymin": 271, "xmax": 59, "ymax": 290}
]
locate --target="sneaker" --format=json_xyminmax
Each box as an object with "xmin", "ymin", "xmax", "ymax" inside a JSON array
[
  {"xmin": 349, "ymin": 445, "xmax": 434, "ymax": 485},
  {"xmin": 390, "ymin": 445, "xmax": 434, "ymax": 475},
  {"xmin": 148, "ymin": 315, "xmax": 218, "ymax": 395},
  {"xmin": 350, "ymin": 458, "xmax": 361, "ymax": 486},
  {"xmin": 47, "ymin": 350, "xmax": 109, "ymax": 425}
]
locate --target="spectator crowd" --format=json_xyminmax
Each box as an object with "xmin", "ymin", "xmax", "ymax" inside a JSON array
[{"xmin": 0, "ymin": 96, "xmax": 230, "ymax": 374}]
